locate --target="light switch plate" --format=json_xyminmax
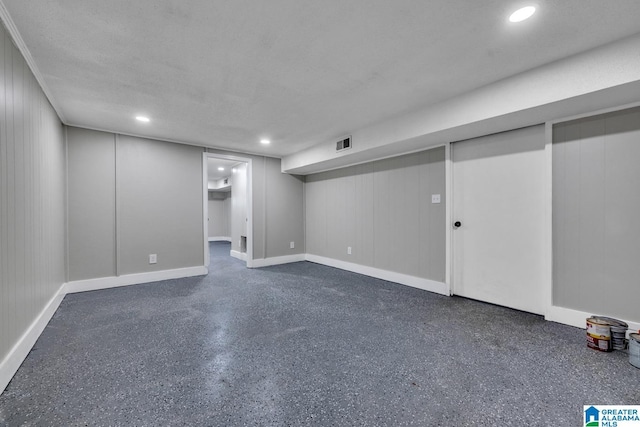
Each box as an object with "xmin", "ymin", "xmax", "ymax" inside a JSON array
[{"xmin": 149, "ymin": 254, "xmax": 157, "ymax": 264}]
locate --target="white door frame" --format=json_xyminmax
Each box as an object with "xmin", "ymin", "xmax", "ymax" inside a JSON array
[
  {"xmin": 203, "ymin": 152, "xmax": 253, "ymax": 268},
  {"xmin": 445, "ymin": 141, "xmax": 453, "ymax": 296}
]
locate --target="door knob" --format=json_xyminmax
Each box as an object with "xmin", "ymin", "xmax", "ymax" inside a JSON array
[{"xmin": 454, "ymin": 221, "xmax": 462, "ymax": 228}]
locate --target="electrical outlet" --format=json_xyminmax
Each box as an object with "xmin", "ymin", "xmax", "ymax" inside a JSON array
[
  {"xmin": 347, "ymin": 246, "xmax": 352, "ymax": 255},
  {"xmin": 149, "ymin": 254, "xmax": 157, "ymax": 264},
  {"xmin": 431, "ymin": 194, "xmax": 441, "ymax": 204},
  {"xmin": 290, "ymin": 241, "xmax": 295, "ymax": 249}
]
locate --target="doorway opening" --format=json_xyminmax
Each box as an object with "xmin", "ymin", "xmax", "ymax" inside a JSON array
[{"xmin": 203, "ymin": 153, "xmax": 253, "ymax": 268}]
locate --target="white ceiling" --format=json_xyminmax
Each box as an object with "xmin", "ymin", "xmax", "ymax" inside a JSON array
[
  {"xmin": 3, "ymin": 1, "xmax": 640, "ymax": 157},
  {"xmin": 207, "ymin": 158, "xmax": 240, "ymax": 182}
]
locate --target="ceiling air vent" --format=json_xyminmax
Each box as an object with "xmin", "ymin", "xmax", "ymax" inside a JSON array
[{"xmin": 336, "ymin": 136, "xmax": 352, "ymax": 152}]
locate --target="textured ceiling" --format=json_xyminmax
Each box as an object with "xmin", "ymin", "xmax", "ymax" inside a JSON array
[{"xmin": 3, "ymin": 0, "xmax": 640, "ymax": 157}]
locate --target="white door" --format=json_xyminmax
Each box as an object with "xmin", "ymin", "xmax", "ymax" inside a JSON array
[{"xmin": 452, "ymin": 125, "xmax": 546, "ymax": 314}]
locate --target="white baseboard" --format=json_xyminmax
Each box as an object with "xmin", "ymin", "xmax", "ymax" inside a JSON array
[
  {"xmin": 546, "ymin": 305, "xmax": 640, "ymax": 337},
  {"xmin": 1, "ymin": 265, "xmax": 209, "ymax": 394},
  {"xmin": 249, "ymin": 253, "xmax": 306, "ymax": 268},
  {"xmin": 230, "ymin": 250, "xmax": 247, "ymax": 261},
  {"xmin": 64, "ymin": 266, "xmax": 208, "ymax": 294},
  {"xmin": 208, "ymin": 236, "xmax": 231, "ymax": 242},
  {"xmin": 305, "ymin": 254, "xmax": 449, "ymax": 296},
  {"xmin": 0, "ymin": 284, "xmax": 66, "ymax": 395},
  {"xmin": 10, "ymin": 258, "xmax": 638, "ymax": 398}
]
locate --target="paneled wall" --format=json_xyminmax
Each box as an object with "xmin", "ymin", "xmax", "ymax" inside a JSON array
[
  {"xmin": 553, "ymin": 107, "xmax": 640, "ymax": 322},
  {"xmin": 66, "ymin": 127, "xmax": 115, "ymax": 281},
  {"xmin": 0, "ymin": 25, "xmax": 65, "ymax": 362},
  {"xmin": 117, "ymin": 135, "xmax": 203, "ymax": 274},
  {"xmin": 68, "ymin": 132, "xmax": 306, "ymax": 277},
  {"xmin": 305, "ymin": 147, "xmax": 445, "ymax": 282},
  {"xmin": 66, "ymin": 129, "xmax": 204, "ymax": 279},
  {"xmin": 264, "ymin": 157, "xmax": 305, "ymax": 258}
]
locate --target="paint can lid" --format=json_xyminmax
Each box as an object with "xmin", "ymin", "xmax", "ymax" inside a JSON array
[
  {"xmin": 592, "ymin": 316, "xmax": 628, "ymax": 328},
  {"xmin": 587, "ymin": 317, "xmax": 610, "ymax": 325},
  {"xmin": 630, "ymin": 333, "xmax": 640, "ymax": 343}
]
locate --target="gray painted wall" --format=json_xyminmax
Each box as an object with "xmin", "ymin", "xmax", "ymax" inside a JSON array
[
  {"xmin": 553, "ymin": 106, "xmax": 640, "ymax": 322},
  {"xmin": 0, "ymin": 24, "xmax": 66, "ymax": 362},
  {"xmin": 67, "ymin": 127, "xmax": 116, "ymax": 281},
  {"xmin": 265, "ymin": 157, "xmax": 305, "ymax": 258},
  {"xmin": 305, "ymin": 147, "xmax": 446, "ymax": 282},
  {"xmin": 67, "ymin": 133, "xmax": 305, "ymax": 279},
  {"xmin": 66, "ymin": 130, "xmax": 204, "ymax": 278},
  {"xmin": 117, "ymin": 135, "xmax": 204, "ymax": 274},
  {"xmin": 207, "ymin": 149, "xmax": 305, "ymax": 261},
  {"xmin": 208, "ymin": 192, "xmax": 230, "ymax": 238}
]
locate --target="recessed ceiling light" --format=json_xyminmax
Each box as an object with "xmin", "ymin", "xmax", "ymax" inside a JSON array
[
  {"xmin": 509, "ymin": 6, "xmax": 536, "ymax": 22},
  {"xmin": 260, "ymin": 139, "xmax": 270, "ymax": 145},
  {"xmin": 218, "ymin": 167, "xmax": 225, "ymax": 171},
  {"xmin": 135, "ymin": 116, "xmax": 150, "ymax": 122}
]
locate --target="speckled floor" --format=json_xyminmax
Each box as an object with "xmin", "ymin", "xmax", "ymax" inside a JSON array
[{"xmin": 0, "ymin": 242, "xmax": 638, "ymax": 426}]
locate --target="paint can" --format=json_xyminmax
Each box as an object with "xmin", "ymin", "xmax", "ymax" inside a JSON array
[
  {"xmin": 609, "ymin": 324, "xmax": 628, "ymax": 351},
  {"xmin": 629, "ymin": 334, "xmax": 640, "ymax": 369},
  {"xmin": 592, "ymin": 316, "xmax": 628, "ymax": 351},
  {"xmin": 586, "ymin": 317, "xmax": 611, "ymax": 352}
]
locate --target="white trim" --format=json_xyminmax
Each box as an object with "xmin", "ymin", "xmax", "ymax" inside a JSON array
[
  {"xmin": 262, "ymin": 158, "xmax": 267, "ymax": 258},
  {"xmin": 0, "ymin": 284, "xmax": 66, "ymax": 394},
  {"xmin": 202, "ymin": 153, "xmax": 209, "ymax": 268},
  {"xmin": 546, "ymin": 305, "xmax": 640, "ymax": 338},
  {"xmin": 249, "ymin": 254, "xmax": 306, "ymax": 268},
  {"xmin": 1, "ymin": 265, "xmax": 208, "ymax": 393},
  {"xmin": 64, "ymin": 266, "xmax": 208, "ymax": 294},
  {"xmin": 64, "ymin": 126, "xmax": 70, "ymax": 281},
  {"xmin": 246, "ymin": 158, "xmax": 253, "ymax": 264},
  {"xmin": 444, "ymin": 141, "xmax": 453, "ymax": 296},
  {"xmin": 230, "ymin": 250, "xmax": 247, "ymax": 262},
  {"xmin": 546, "ymin": 100, "xmax": 640, "ymax": 127},
  {"xmin": 208, "ymin": 236, "xmax": 231, "ymax": 242},
  {"xmin": 305, "ymin": 254, "xmax": 449, "ymax": 296},
  {"xmin": 544, "ymin": 122, "xmax": 554, "ymax": 317},
  {"xmin": 0, "ymin": 2, "xmax": 66, "ymax": 122},
  {"xmin": 283, "ymin": 143, "xmax": 448, "ymax": 176},
  {"xmin": 67, "ymin": 124, "xmax": 282, "ymax": 160},
  {"xmin": 114, "ymin": 133, "xmax": 121, "ymax": 276}
]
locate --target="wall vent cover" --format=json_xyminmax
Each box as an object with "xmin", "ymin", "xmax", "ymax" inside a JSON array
[{"xmin": 336, "ymin": 136, "xmax": 352, "ymax": 152}]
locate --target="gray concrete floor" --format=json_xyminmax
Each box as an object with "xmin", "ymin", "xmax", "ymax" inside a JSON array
[{"xmin": 1, "ymin": 242, "xmax": 638, "ymax": 426}]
